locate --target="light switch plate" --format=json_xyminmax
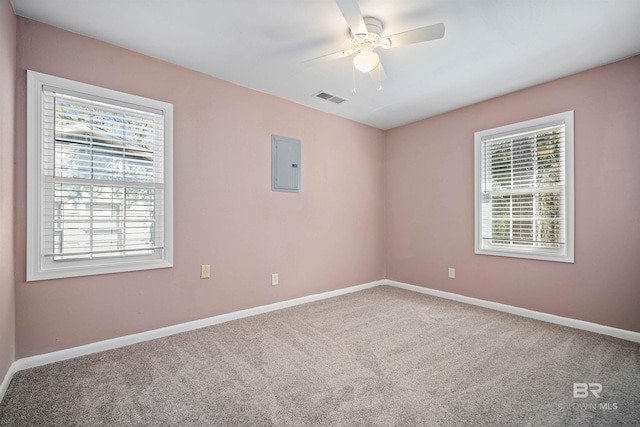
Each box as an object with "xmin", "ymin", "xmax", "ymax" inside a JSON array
[{"xmin": 201, "ymin": 265, "xmax": 211, "ymax": 279}]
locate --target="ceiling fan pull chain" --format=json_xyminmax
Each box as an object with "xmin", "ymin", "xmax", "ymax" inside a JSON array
[{"xmin": 352, "ymin": 64, "xmax": 357, "ymax": 94}]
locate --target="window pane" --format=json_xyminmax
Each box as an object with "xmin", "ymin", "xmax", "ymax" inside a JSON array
[
  {"xmin": 50, "ymin": 91, "xmax": 163, "ymax": 261},
  {"xmin": 52, "ymin": 184, "xmax": 156, "ymax": 260},
  {"xmin": 55, "ymin": 97, "xmax": 158, "ymax": 183},
  {"xmin": 481, "ymin": 124, "xmax": 565, "ymax": 249}
]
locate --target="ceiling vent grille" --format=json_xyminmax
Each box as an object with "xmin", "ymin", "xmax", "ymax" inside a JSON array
[{"xmin": 313, "ymin": 91, "xmax": 347, "ymax": 105}]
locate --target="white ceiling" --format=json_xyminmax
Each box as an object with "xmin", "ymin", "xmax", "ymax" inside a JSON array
[{"xmin": 11, "ymin": 0, "xmax": 640, "ymax": 130}]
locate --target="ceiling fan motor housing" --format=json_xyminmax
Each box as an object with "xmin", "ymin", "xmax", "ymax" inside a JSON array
[{"xmin": 351, "ymin": 17, "xmax": 389, "ymax": 50}]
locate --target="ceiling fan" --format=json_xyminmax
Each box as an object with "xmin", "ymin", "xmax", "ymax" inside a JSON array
[{"xmin": 305, "ymin": 0, "xmax": 445, "ymax": 79}]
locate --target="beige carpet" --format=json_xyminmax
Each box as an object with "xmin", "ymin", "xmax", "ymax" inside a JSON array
[{"xmin": 1, "ymin": 285, "xmax": 639, "ymax": 426}]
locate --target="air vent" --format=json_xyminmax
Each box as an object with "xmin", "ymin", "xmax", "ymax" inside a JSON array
[{"xmin": 313, "ymin": 91, "xmax": 347, "ymax": 105}]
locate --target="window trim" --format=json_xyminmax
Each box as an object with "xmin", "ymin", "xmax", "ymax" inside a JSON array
[
  {"xmin": 27, "ymin": 70, "xmax": 173, "ymax": 281},
  {"xmin": 474, "ymin": 111, "xmax": 574, "ymax": 263}
]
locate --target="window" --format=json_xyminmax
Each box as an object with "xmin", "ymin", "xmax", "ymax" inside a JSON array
[
  {"xmin": 474, "ymin": 111, "xmax": 574, "ymax": 263},
  {"xmin": 27, "ymin": 71, "xmax": 173, "ymax": 281}
]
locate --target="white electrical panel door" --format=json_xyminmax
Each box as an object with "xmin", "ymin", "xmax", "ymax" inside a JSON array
[{"xmin": 272, "ymin": 135, "xmax": 301, "ymax": 193}]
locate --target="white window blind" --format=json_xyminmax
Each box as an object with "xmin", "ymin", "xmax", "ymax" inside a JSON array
[
  {"xmin": 27, "ymin": 71, "xmax": 173, "ymax": 281},
  {"xmin": 474, "ymin": 111, "xmax": 574, "ymax": 263},
  {"xmin": 44, "ymin": 90, "xmax": 165, "ymax": 260}
]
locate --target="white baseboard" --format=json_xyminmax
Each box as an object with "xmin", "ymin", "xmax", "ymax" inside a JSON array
[
  {"xmin": 384, "ymin": 280, "xmax": 640, "ymax": 344},
  {"xmin": 0, "ymin": 362, "xmax": 17, "ymax": 403},
  {"xmin": 14, "ymin": 280, "xmax": 383, "ymax": 372},
  {"xmin": 7, "ymin": 277, "xmax": 639, "ymax": 380}
]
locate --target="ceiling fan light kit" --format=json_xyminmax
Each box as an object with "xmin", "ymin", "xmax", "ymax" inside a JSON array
[
  {"xmin": 353, "ymin": 49, "xmax": 380, "ymax": 72},
  {"xmin": 351, "ymin": 17, "xmax": 384, "ymax": 72}
]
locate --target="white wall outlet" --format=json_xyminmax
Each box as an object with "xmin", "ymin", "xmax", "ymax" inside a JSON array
[
  {"xmin": 448, "ymin": 267, "xmax": 455, "ymax": 279},
  {"xmin": 200, "ymin": 264, "xmax": 211, "ymax": 279},
  {"xmin": 271, "ymin": 273, "xmax": 279, "ymax": 286}
]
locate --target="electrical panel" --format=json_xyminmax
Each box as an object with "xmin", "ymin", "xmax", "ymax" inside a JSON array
[{"xmin": 272, "ymin": 135, "xmax": 301, "ymax": 193}]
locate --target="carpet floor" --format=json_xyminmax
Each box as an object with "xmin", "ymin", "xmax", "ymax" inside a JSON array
[{"xmin": 1, "ymin": 285, "xmax": 639, "ymax": 426}]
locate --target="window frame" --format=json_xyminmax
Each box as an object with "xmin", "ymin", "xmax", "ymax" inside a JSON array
[
  {"xmin": 27, "ymin": 70, "xmax": 173, "ymax": 281},
  {"xmin": 474, "ymin": 111, "xmax": 574, "ymax": 263}
]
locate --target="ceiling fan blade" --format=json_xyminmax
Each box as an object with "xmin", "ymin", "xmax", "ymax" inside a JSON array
[
  {"xmin": 336, "ymin": 0, "xmax": 367, "ymax": 35},
  {"xmin": 384, "ymin": 23, "xmax": 445, "ymax": 48},
  {"xmin": 302, "ymin": 48, "xmax": 357, "ymax": 66}
]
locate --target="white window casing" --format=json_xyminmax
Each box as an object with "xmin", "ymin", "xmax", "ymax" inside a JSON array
[
  {"xmin": 27, "ymin": 71, "xmax": 173, "ymax": 281},
  {"xmin": 474, "ymin": 111, "xmax": 574, "ymax": 263}
]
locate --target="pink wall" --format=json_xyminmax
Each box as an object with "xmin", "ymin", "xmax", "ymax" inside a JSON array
[
  {"xmin": 10, "ymin": 17, "xmax": 639, "ymax": 360},
  {"xmin": 14, "ymin": 18, "xmax": 384, "ymax": 358},
  {"xmin": 0, "ymin": 0, "xmax": 16, "ymax": 379},
  {"xmin": 384, "ymin": 55, "xmax": 640, "ymax": 332}
]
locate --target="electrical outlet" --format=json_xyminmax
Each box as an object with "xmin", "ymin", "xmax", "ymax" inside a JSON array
[
  {"xmin": 272, "ymin": 273, "xmax": 279, "ymax": 286},
  {"xmin": 448, "ymin": 267, "xmax": 455, "ymax": 279},
  {"xmin": 200, "ymin": 264, "xmax": 211, "ymax": 279}
]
